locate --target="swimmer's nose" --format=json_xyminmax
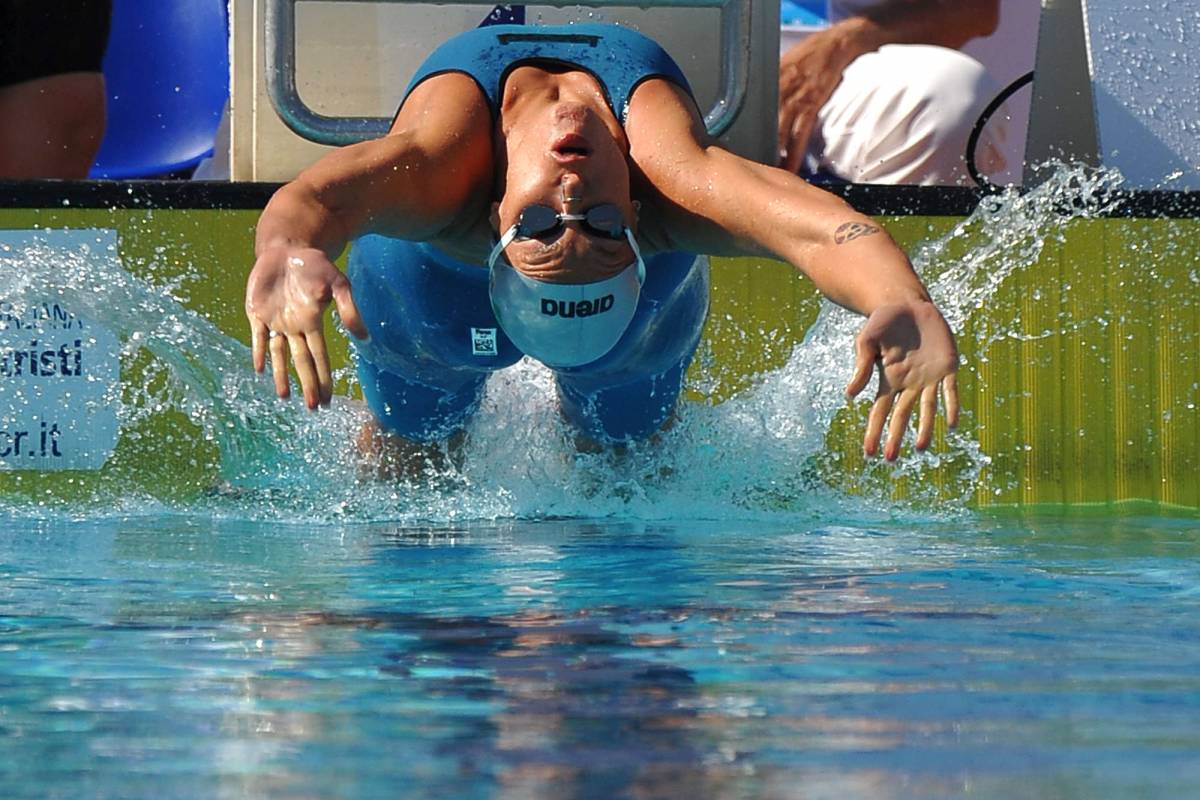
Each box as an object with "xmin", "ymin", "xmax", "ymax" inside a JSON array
[{"xmin": 560, "ymin": 174, "xmax": 584, "ymax": 210}]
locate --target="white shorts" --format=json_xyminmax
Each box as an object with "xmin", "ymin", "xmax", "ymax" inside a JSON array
[{"xmin": 809, "ymin": 44, "xmax": 1008, "ymax": 186}]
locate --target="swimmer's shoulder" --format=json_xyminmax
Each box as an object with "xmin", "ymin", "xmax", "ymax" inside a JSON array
[
  {"xmin": 392, "ymin": 72, "xmax": 492, "ymax": 138},
  {"xmin": 389, "ymin": 74, "xmax": 496, "ymax": 262},
  {"xmin": 624, "ymin": 77, "xmax": 709, "ymax": 152}
]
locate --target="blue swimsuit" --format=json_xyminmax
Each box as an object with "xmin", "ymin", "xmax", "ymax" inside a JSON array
[{"xmin": 347, "ymin": 24, "xmax": 709, "ymax": 443}]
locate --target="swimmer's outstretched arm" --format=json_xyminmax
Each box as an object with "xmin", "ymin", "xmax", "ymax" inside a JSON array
[
  {"xmin": 626, "ymin": 80, "xmax": 959, "ymax": 460},
  {"xmin": 246, "ymin": 75, "xmax": 494, "ymax": 409}
]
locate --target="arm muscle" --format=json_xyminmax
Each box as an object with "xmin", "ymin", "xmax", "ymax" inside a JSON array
[
  {"xmin": 255, "ymin": 74, "xmax": 493, "ymax": 259},
  {"xmin": 627, "ymin": 80, "xmax": 929, "ymax": 314}
]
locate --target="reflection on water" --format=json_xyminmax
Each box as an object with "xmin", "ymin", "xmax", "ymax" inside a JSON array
[{"xmin": 2, "ymin": 515, "xmax": 1198, "ymax": 798}]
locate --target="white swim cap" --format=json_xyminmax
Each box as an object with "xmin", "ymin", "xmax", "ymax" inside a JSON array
[{"xmin": 488, "ymin": 228, "xmax": 646, "ymax": 368}]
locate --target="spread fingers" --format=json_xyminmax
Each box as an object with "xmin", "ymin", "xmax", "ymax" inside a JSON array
[
  {"xmin": 884, "ymin": 390, "xmax": 920, "ymax": 461},
  {"xmin": 915, "ymin": 383, "xmax": 939, "ymax": 451},
  {"xmin": 250, "ymin": 319, "xmax": 269, "ymax": 373},
  {"xmin": 268, "ymin": 331, "xmax": 290, "ymax": 399},
  {"xmin": 864, "ymin": 392, "xmax": 894, "ymax": 458},
  {"xmin": 306, "ymin": 331, "xmax": 334, "ymax": 407},
  {"xmin": 286, "ymin": 332, "xmax": 320, "ymax": 409}
]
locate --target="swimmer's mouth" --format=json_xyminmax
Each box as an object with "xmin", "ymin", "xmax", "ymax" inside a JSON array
[{"xmin": 552, "ymin": 134, "xmax": 592, "ymax": 162}]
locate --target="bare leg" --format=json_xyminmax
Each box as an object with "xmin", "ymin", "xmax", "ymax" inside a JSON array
[
  {"xmin": 570, "ymin": 408, "xmax": 678, "ymax": 456},
  {"xmin": 356, "ymin": 414, "xmax": 465, "ymax": 481},
  {"xmin": 0, "ymin": 73, "xmax": 107, "ymax": 179}
]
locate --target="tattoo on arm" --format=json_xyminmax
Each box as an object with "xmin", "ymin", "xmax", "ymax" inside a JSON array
[{"xmin": 834, "ymin": 221, "xmax": 881, "ymax": 244}]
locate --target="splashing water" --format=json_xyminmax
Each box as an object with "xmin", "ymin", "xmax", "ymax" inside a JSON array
[{"xmin": 0, "ymin": 165, "xmax": 1134, "ymax": 523}]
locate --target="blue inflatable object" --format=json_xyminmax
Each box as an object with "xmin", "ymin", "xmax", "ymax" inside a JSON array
[{"xmin": 90, "ymin": 0, "xmax": 229, "ymax": 179}]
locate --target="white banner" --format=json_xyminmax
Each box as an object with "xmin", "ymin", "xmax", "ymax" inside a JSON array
[{"xmin": 1, "ymin": 230, "xmax": 122, "ymax": 471}]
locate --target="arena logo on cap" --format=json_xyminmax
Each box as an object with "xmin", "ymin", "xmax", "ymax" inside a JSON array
[{"xmin": 540, "ymin": 294, "xmax": 615, "ymax": 319}]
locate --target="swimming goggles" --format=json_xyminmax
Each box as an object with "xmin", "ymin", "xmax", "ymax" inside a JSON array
[
  {"xmin": 511, "ymin": 203, "xmax": 627, "ymax": 241},
  {"xmin": 486, "ymin": 203, "xmax": 647, "ymax": 368},
  {"xmin": 488, "ymin": 203, "xmax": 634, "ymax": 269}
]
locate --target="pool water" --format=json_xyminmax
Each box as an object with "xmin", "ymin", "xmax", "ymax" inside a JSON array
[
  {"xmin": 2, "ymin": 513, "xmax": 1198, "ymax": 798},
  {"xmin": 2, "ymin": 166, "xmax": 1198, "ymax": 796}
]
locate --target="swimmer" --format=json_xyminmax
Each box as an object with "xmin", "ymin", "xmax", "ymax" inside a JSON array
[{"xmin": 245, "ymin": 22, "xmax": 959, "ymax": 462}]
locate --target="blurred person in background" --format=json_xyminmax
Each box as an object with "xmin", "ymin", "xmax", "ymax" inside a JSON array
[
  {"xmin": 779, "ymin": 0, "xmax": 1026, "ymax": 186},
  {"xmin": 0, "ymin": 1, "xmax": 113, "ymax": 179}
]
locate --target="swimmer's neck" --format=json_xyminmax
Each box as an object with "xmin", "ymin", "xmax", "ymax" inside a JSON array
[{"xmin": 498, "ymin": 65, "xmax": 617, "ymax": 134}]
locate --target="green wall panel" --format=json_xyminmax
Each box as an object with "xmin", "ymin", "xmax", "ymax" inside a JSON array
[{"xmin": 2, "ymin": 206, "xmax": 1196, "ymax": 510}]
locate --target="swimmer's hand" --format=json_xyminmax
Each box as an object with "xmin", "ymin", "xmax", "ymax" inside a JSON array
[
  {"xmin": 778, "ymin": 28, "xmax": 864, "ymax": 173},
  {"xmin": 845, "ymin": 300, "xmax": 960, "ymax": 461},
  {"xmin": 245, "ymin": 245, "xmax": 369, "ymax": 409}
]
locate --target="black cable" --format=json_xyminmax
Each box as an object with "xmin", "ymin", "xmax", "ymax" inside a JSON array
[{"xmin": 966, "ymin": 70, "xmax": 1035, "ymax": 191}]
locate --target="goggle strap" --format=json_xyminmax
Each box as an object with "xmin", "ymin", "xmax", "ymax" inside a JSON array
[
  {"xmin": 488, "ymin": 224, "xmax": 520, "ymax": 269},
  {"xmin": 624, "ymin": 228, "xmax": 646, "ymax": 284}
]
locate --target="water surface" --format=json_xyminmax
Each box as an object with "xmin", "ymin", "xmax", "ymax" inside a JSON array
[{"xmin": 2, "ymin": 513, "xmax": 1198, "ymax": 799}]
